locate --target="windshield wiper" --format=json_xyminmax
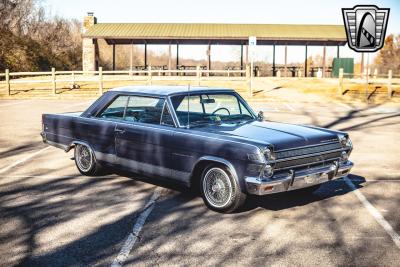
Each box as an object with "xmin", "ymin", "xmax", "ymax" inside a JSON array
[
  {"xmin": 188, "ymin": 120, "xmax": 220, "ymax": 128},
  {"xmin": 223, "ymin": 117, "xmax": 254, "ymax": 124}
]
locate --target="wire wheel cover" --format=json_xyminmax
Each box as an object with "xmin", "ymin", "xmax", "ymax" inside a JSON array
[
  {"xmin": 203, "ymin": 168, "xmax": 233, "ymax": 208},
  {"xmin": 76, "ymin": 145, "xmax": 93, "ymax": 172}
]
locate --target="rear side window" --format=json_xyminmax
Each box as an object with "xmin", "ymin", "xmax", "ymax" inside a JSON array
[
  {"xmin": 160, "ymin": 103, "xmax": 175, "ymax": 127},
  {"xmin": 98, "ymin": 96, "xmax": 128, "ymax": 120}
]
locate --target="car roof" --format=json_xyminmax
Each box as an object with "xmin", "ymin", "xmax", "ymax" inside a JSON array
[{"xmin": 109, "ymin": 85, "xmax": 235, "ymax": 96}]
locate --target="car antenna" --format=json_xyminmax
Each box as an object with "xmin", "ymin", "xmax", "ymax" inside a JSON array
[{"xmin": 187, "ymin": 84, "xmax": 190, "ymax": 129}]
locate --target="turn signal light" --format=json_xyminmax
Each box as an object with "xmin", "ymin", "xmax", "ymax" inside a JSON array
[{"xmin": 263, "ymin": 185, "xmax": 274, "ymax": 191}]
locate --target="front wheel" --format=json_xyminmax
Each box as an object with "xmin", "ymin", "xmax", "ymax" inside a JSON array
[
  {"xmin": 200, "ymin": 164, "xmax": 246, "ymax": 213},
  {"xmin": 74, "ymin": 144, "xmax": 103, "ymax": 176}
]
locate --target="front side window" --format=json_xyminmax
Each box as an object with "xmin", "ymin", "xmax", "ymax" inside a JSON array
[
  {"xmin": 124, "ymin": 96, "xmax": 165, "ymax": 124},
  {"xmin": 170, "ymin": 93, "xmax": 255, "ymax": 127}
]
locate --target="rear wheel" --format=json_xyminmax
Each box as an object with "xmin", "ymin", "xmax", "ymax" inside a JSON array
[
  {"xmin": 74, "ymin": 144, "xmax": 103, "ymax": 176},
  {"xmin": 200, "ymin": 164, "xmax": 246, "ymax": 213}
]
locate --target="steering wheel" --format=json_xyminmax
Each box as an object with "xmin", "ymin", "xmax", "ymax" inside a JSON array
[{"xmin": 212, "ymin": 107, "xmax": 230, "ymax": 115}]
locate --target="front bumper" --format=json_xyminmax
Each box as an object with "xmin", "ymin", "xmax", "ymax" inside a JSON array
[{"xmin": 245, "ymin": 161, "xmax": 353, "ymax": 195}]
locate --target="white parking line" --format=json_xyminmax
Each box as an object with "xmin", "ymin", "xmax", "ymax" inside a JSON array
[
  {"xmin": 0, "ymin": 100, "xmax": 33, "ymax": 108},
  {"xmin": 111, "ymin": 188, "xmax": 163, "ymax": 267},
  {"xmin": 338, "ymin": 102, "xmax": 353, "ymax": 110},
  {"xmin": 0, "ymin": 147, "xmax": 50, "ymax": 175},
  {"xmin": 284, "ymin": 102, "xmax": 295, "ymax": 111},
  {"xmin": 344, "ymin": 176, "xmax": 400, "ymax": 249},
  {"xmin": 64, "ymin": 100, "xmax": 94, "ymax": 108}
]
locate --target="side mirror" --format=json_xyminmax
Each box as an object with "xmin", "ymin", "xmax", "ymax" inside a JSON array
[{"xmin": 257, "ymin": 111, "xmax": 264, "ymax": 121}]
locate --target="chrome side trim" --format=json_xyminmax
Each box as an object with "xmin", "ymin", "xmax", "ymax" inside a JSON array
[
  {"xmin": 41, "ymin": 132, "xmax": 70, "ymax": 151},
  {"xmin": 45, "ymin": 140, "xmax": 70, "ymax": 151}
]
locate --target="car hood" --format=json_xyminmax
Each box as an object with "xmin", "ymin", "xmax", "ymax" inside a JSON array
[{"xmin": 194, "ymin": 121, "xmax": 339, "ymax": 150}]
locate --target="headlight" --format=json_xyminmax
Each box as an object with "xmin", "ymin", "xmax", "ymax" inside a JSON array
[
  {"xmin": 339, "ymin": 135, "xmax": 352, "ymax": 148},
  {"xmin": 340, "ymin": 151, "xmax": 349, "ymax": 162},
  {"xmin": 263, "ymin": 164, "xmax": 274, "ymax": 178},
  {"xmin": 263, "ymin": 147, "xmax": 276, "ymax": 161}
]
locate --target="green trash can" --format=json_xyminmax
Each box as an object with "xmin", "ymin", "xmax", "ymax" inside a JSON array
[{"xmin": 332, "ymin": 58, "xmax": 354, "ymax": 78}]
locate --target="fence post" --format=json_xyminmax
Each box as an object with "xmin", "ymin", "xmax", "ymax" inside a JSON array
[
  {"xmin": 5, "ymin": 69, "xmax": 10, "ymax": 96},
  {"xmin": 71, "ymin": 71, "xmax": 75, "ymax": 88},
  {"xmin": 51, "ymin": 67, "xmax": 56, "ymax": 95},
  {"xmin": 99, "ymin": 67, "xmax": 103, "ymax": 95},
  {"xmin": 388, "ymin": 69, "xmax": 392, "ymax": 98},
  {"xmin": 338, "ymin": 68, "xmax": 343, "ymax": 95},
  {"xmin": 196, "ymin": 65, "xmax": 201, "ymax": 86},
  {"xmin": 148, "ymin": 66, "xmax": 152, "ymax": 85},
  {"xmin": 365, "ymin": 68, "xmax": 369, "ymax": 102}
]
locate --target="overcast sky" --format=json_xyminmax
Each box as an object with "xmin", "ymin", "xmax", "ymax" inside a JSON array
[{"xmin": 44, "ymin": 0, "xmax": 399, "ymax": 63}]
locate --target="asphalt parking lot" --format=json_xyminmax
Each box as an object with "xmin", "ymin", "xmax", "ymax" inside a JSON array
[{"xmin": 0, "ymin": 96, "xmax": 399, "ymax": 266}]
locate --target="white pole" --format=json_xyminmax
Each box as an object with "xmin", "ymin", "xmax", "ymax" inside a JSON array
[
  {"xmin": 5, "ymin": 69, "xmax": 10, "ymax": 96},
  {"xmin": 365, "ymin": 53, "xmax": 370, "ymax": 101},
  {"xmin": 51, "ymin": 67, "xmax": 56, "ymax": 95},
  {"xmin": 250, "ymin": 46, "xmax": 254, "ymax": 97}
]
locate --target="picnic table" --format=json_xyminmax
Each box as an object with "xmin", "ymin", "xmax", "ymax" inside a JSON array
[
  {"xmin": 177, "ymin": 65, "xmax": 207, "ymax": 76},
  {"xmin": 225, "ymin": 66, "xmax": 244, "ymax": 77}
]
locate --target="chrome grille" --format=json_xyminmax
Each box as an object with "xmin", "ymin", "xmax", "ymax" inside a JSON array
[
  {"xmin": 275, "ymin": 142, "xmax": 341, "ymax": 159},
  {"xmin": 275, "ymin": 151, "xmax": 341, "ymax": 170}
]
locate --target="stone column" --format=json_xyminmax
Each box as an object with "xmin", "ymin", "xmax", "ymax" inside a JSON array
[{"xmin": 82, "ymin": 12, "xmax": 99, "ymax": 72}]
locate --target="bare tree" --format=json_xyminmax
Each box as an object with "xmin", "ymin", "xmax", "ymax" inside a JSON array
[
  {"xmin": 374, "ymin": 34, "xmax": 400, "ymax": 75},
  {"xmin": 0, "ymin": 0, "xmax": 82, "ymax": 71}
]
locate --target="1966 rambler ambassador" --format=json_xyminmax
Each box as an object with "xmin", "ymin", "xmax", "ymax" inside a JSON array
[{"xmin": 41, "ymin": 86, "xmax": 353, "ymax": 212}]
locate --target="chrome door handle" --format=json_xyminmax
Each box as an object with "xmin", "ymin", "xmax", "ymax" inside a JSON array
[{"xmin": 115, "ymin": 129, "xmax": 125, "ymax": 134}]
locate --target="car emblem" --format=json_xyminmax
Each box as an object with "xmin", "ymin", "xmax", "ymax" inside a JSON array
[{"xmin": 342, "ymin": 5, "xmax": 390, "ymax": 52}]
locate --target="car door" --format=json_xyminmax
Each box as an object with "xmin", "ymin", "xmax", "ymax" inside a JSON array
[
  {"xmin": 77, "ymin": 95, "xmax": 129, "ymax": 165},
  {"xmin": 114, "ymin": 95, "xmax": 175, "ymax": 179}
]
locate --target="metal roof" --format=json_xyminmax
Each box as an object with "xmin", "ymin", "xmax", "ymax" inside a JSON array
[
  {"xmin": 83, "ymin": 23, "xmax": 347, "ymax": 46},
  {"xmin": 109, "ymin": 85, "xmax": 234, "ymax": 96}
]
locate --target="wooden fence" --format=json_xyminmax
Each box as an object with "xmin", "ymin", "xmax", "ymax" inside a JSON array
[
  {"xmin": 1, "ymin": 66, "xmax": 398, "ymax": 100},
  {"xmin": 0, "ymin": 66, "xmax": 251, "ymax": 96},
  {"xmin": 337, "ymin": 68, "xmax": 397, "ymax": 100}
]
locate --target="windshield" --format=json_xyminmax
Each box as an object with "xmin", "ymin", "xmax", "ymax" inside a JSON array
[{"xmin": 170, "ymin": 93, "xmax": 255, "ymax": 127}]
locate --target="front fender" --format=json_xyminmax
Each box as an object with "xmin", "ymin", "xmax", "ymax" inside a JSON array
[{"xmin": 191, "ymin": 156, "xmax": 246, "ymax": 192}]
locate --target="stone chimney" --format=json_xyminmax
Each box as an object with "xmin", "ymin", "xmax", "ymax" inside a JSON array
[
  {"xmin": 82, "ymin": 12, "xmax": 99, "ymax": 71},
  {"xmin": 83, "ymin": 12, "xmax": 97, "ymax": 33}
]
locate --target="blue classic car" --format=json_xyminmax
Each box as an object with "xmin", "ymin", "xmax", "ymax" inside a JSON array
[{"xmin": 41, "ymin": 86, "xmax": 353, "ymax": 212}]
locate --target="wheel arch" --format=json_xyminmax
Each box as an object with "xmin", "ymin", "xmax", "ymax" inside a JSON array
[
  {"xmin": 190, "ymin": 156, "xmax": 244, "ymax": 192},
  {"xmin": 67, "ymin": 140, "xmax": 98, "ymax": 161}
]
